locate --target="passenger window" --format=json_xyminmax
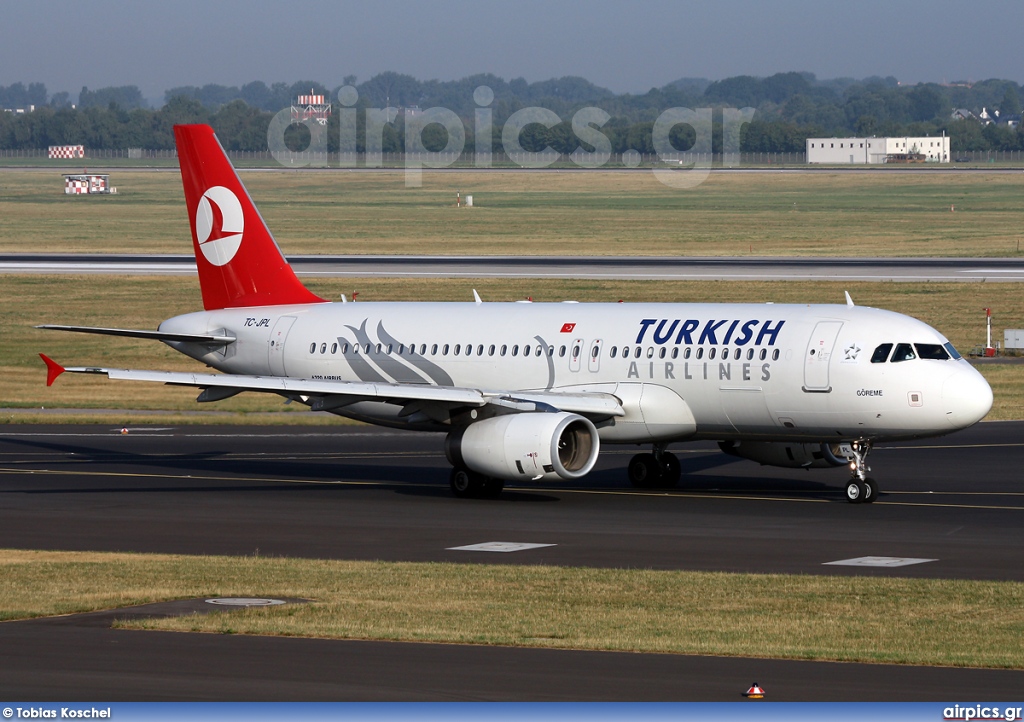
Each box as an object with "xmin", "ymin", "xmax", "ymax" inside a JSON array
[
  {"xmin": 915, "ymin": 343, "xmax": 950, "ymax": 360},
  {"xmin": 374, "ymin": 343, "xmax": 381, "ymax": 354},
  {"xmin": 871, "ymin": 343, "xmax": 892, "ymax": 363},
  {"xmin": 592, "ymin": 346, "xmax": 600, "ymax": 359},
  {"xmin": 709, "ymin": 348, "xmax": 716, "ymax": 360},
  {"xmin": 512, "ymin": 345, "xmax": 519, "ymax": 356},
  {"xmin": 309, "ymin": 343, "xmax": 316, "ymax": 354},
  {"xmin": 500, "ymin": 345, "xmax": 507, "ymax": 356},
  {"xmin": 696, "ymin": 348, "xmax": 704, "ymax": 360},
  {"xmin": 523, "ymin": 345, "xmax": 531, "ymax": 357},
  {"xmin": 442, "ymin": 344, "xmax": 450, "ymax": 356},
  {"xmin": 746, "ymin": 348, "xmax": 754, "ymax": 360},
  {"xmin": 320, "ymin": 343, "xmax": 327, "ymax": 354},
  {"xmin": 454, "ymin": 344, "xmax": 461, "ymax": 355},
  {"xmin": 478, "ymin": 345, "xmax": 485, "ymax": 356},
  {"xmin": 430, "ymin": 344, "xmax": 438, "ymax": 355},
  {"xmin": 647, "ymin": 347, "xmax": 654, "ymax": 359},
  {"xmin": 341, "ymin": 343, "xmax": 349, "ymax": 353},
  {"xmin": 331, "ymin": 343, "xmax": 338, "ymax": 354},
  {"xmin": 891, "ymin": 343, "xmax": 916, "ymax": 362},
  {"xmin": 772, "ymin": 349, "xmax": 780, "ymax": 360},
  {"xmin": 610, "ymin": 346, "xmax": 618, "ymax": 358},
  {"xmin": 659, "ymin": 347, "xmax": 666, "ymax": 359},
  {"xmin": 759, "ymin": 349, "xmax": 767, "ymax": 361},
  {"xmin": 559, "ymin": 345, "xmax": 566, "ymax": 357},
  {"xmin": 683, "ymin": 347, "xmax": 691, "ymax": 359},
  {"xmin": 488, "ymin": 344, "xmax": 495, "ymax": 356},
  {"xmin": 634, "ymin": 347, "xmax": 642, "ymax": 359}
]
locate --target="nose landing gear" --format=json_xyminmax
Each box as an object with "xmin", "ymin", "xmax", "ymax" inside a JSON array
[{"xmin": 844, "ymin": 440, "xmax": 878, "ymax": 504}]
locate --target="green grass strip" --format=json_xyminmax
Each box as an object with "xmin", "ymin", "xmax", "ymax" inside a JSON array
[{"xmin": 2, "ymin": 550, "xmax": 1023, "ymax": 669}]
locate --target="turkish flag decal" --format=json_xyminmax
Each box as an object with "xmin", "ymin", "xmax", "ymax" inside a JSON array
[{"xmin": 560, "ymin": 323, "xmax": 576, "ymax": 333}]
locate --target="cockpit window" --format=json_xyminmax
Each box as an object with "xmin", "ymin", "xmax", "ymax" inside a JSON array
[
  {"xmin": 943, "ymin": 342, "xmax": 963, "ymax": 360},
  {"xmin": 870, "ymin": 343, "xmax": 892, "ymax": 363},
  {"xmin": 891, "ymin": 343, "xmax": 916, "ymax": 362},
  {"xmin": 915, "ymin": 343, "xmax": 950, "ymax": 360}
]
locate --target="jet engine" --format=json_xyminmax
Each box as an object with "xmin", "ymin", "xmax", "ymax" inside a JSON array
[
  {"xmin": 718, "ymin": 440, "xmax": 851, "ymax": 469},
  {"xmin": 446, "ymin": 412, "xmax": 600, "ymax": 482}
]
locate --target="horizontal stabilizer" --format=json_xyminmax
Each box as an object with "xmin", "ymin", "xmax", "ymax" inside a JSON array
[{"xmin": 37, "ymin": 325, "xmax": 235, "ymax": 345}]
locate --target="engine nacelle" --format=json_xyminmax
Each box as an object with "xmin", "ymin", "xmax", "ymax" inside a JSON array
[
  {"xmin": 718, "ymin": 440, "xmax": 851, "ymax": 469},
  {"xmin": 446, "ymin": 412, "xmax": 600, "ymax": 482}
]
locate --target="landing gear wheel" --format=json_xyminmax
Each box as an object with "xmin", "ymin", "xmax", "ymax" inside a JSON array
[
  {"xmin": 659, "ymin": 453, "xmax": 681, "ymax": 488},
  {"xmin": 450, "ymin": 467, "xmax": 501, "ymax": 499},
  {"xmin": 628, "ymin": 453, "xmax": 660, "ymax": 488},
  {"xmin": 845, "ymin": 480, "xmax": 865, "ymax": 504},
  {"xmin": 862, "ymin": 477, "xmax": 878, "ymax": 504}
]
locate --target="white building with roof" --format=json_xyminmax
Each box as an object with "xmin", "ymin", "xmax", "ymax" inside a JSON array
[{"xmin": 806, "ymin": 136, "xmax": 949, "ymax": 164}]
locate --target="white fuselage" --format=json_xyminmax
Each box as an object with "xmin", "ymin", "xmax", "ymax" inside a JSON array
[{"xmin": 161, "ymin": 300, "xmax": 992, "ymax": 444}]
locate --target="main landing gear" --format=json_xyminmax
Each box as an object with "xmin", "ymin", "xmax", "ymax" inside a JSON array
[
  {"xmin": 449, "ymin": 467, "xmax": 504, "ymax": 499},
  {"xmin": 844, "ymin": 440, "xmax": 878, "ymax": 504},
  {"xmin": 628, "ymin": 444, "xmax": 681, "ymax": 489}
]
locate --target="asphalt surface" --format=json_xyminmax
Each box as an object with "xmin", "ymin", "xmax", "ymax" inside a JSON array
[
  {"xmin": 4, "ymin": 254, "xmax": 1024, "ymax": 281},
  {"xmin": 1, "ymin": 422, "xmax": 1023, "ymax": 700}
]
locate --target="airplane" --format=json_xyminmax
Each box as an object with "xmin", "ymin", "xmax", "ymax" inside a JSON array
[{"xmin": 39, "ymin": 124, "xmax": 993, "ymax": 503}]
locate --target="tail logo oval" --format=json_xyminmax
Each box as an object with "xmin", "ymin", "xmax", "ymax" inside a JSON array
[{"xmin": 195, "ymin": 186, "xmax": 244, "ymax": 266}]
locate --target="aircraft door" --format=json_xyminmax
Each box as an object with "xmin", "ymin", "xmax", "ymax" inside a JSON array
[
  {"xmin": 269, "ymin": 316, "xmax": 297, "ymax": 376},
  {"xmin": 803, "ymin": 320, "xmax": 843, "ymax": 392},
  {"xmin": 588, "ymin": 339, "xmax": 603, "ymax": 372},
  {"xmin": 569, "ymin": 338, "xmax": 583, "ymax": 372}
]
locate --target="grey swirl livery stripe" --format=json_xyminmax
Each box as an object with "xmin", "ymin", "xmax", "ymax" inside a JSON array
[
  {"xmin": 534, "ymin": 335, "xmax": 555, "ymax": 389},
  {"xmin": 338, "ymin": 318, "xmax": 455, "ymax": 386},
  {"xmin": 376, "ymin": 321, "xmax": 454, "ymax": 386},
  {"xmin": 338, "ymin": 320, "xmax": 388, "ymax": 383}
]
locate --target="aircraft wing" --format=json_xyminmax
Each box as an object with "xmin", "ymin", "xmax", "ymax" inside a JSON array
[{"xmin": 39, "ymin": 355, "xmax": 624, "ymax": 419}]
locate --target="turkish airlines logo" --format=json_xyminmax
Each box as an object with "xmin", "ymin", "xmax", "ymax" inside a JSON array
[
  {"xmin": 560, "ymin": 323, "xmax": 576, "ymax": 333},
  {"xmin": 195, "ymin": 186, "xmax": 244, "ymax": 266}
]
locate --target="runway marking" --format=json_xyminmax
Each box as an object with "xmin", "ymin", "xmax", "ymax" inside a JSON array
[
  {"xmin": 877, "ymin": 441, "xmax": 1024, "ymax": 450},
  {"xmin": 824, "ymin": 556, "xmax": 936, "ymax": 568},
  {"xmin": 446, "ymin": 542, "xmax": 556, "ymax": 553},
  {"xmin": 3, "ymin": 468, "xmax": 1023, "ymax": 510}
]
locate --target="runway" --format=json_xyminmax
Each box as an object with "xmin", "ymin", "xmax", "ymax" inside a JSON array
[
  {"xmin": 4, "ymin": 253, "xmax": 1024, "ymax": 281},
  {"xmin": 1, "ymin": 422, "xmax": 1023, "ymax": 700}
]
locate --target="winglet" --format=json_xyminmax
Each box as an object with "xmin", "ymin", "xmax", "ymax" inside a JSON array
[
  {"xmin": 39, "ymin": 353, "xmax": 65, "ymax": 387},
  {"xmin": 845, "ymin": 291, "xmax": 854, "ymax": 307}
]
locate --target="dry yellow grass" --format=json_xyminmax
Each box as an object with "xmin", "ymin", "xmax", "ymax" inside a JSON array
[
  {"xmin": 1, "ymin": 549, "xmax": 1022, "ymax": 668},
  {"xmin": 2, "ymin": 169, "xmax": 1023, "ymax": 256}
]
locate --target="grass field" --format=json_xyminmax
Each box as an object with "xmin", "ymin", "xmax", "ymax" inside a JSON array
[
  {"xmin": 1, "ymin": 549, "xmax": 1022, "ymax": 669},
  {"xmin": 2, "ymin": 169, "xmax": 1023, "ymax": 257},
  {"xmin": 3, "ymin": 274, "xmax": 1022, "ymax": 422}
]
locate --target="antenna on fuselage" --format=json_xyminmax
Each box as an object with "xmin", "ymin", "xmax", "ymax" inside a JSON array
[{"xmin": 845, "ymin": 291, "xmax": 855, "ymax": 307}]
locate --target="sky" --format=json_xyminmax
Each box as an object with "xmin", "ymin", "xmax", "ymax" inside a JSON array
[{"xmin": 2, "ymin": 0, "xmax": 1022, "ymax": 104}]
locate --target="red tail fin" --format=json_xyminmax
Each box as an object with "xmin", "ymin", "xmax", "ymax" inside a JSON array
[{"xmin": 174, "ymin": 124, "xmax": 324, "ymax": 310}]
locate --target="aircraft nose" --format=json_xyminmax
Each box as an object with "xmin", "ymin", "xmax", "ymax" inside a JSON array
[{"xmin": 942, "ymin": 363, "xmax": 993, "ymax": 428}]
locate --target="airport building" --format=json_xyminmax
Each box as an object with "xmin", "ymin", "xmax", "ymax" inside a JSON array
[{"xmin": 806, "ymin": 136, "xmax": 950, "ymax": 164}]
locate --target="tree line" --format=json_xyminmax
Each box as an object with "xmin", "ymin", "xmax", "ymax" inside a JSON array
[{"xmin": 2, "ymin": 72, "xmax": 1023, "ymax": 153}]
